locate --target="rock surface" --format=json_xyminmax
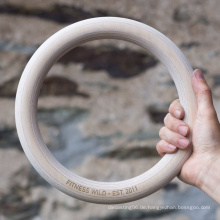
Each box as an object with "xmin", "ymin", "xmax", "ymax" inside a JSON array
[{"xmin": 0, "ymin": 0, "xmax": 220, "ymax": 219}]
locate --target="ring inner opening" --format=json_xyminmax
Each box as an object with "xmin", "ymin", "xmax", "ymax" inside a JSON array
[{"xmin": 37, "ymin": 38, "xmax": 178, "ymax": 182}]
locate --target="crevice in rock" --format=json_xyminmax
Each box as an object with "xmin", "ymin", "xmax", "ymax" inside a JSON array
[
  {"xmin": 0, "ymin": 77, "xmax": 19, "ymax": 98},
  {"xmin": 0, "ymin": 76, "xmax": 90, "ymax": 98},
  {"xmin": 180, "ymin": 41, "xmax": 200, "ymax": 49},
  {"xmin": 147, "ymin": 104, "xmax": 169, "ymax": 124},
  {"xmin": 0, "ymin": 186, "xmax": 44, "ymax": 220},
  {"xmin": 0, "ymin": 127, "xmax": 22, "ymax": 150},
  {"xmin": 40, "ymin": 76, "xmax": 90, "ymax": 97},
  {"xmin": 0, "ymin": 41, "xmax": 37, "ymax": 55},
  {"xmin": 0, "ymin": 41, "xmax": 158, "ymax": 79},
  {"xmin": 0, "ymin": 3, "xmax": 121, "ymax": 24},
  {"xmin": 58, "ymin": 45, "xmax": 158, "ymax": 78},
  {"xmin": 38, "ymin": 107, "xmax": 88, "ymax": 126},
  {"xmin": 128, "ymin": 131, "xmax": 159, "ymax": 141},
  {"xmin": 197, "ymin": 16, "xmax": 210, "ymax": 25},
  {"xmin": 211, "ymin": 75, "xmax": 220, "ymax": 86},
  {"xmin": 173, "ymin": 5, "xmax": 191, "ymax": 22},
  {"xmin": 99, "ymin": 146, "xmax": 159, "ymax": 159},
  {"xmin": 163, "ymin": 183, "xmax": 179, "ymax": 191}
]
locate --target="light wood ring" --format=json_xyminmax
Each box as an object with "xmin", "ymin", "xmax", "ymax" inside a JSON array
[{"xmin": 15, "ymin": 17, "xmax": 197, "ymax": 204}]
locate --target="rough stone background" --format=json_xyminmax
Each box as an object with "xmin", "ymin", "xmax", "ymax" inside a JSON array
[{"xmin": 0, "ymin": 0, "xmax": 220, "ymax": 219}]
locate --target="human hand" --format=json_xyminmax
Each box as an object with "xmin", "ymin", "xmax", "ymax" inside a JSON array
[{"xmin": 156, "ymin": 69, "xmax": 220, "ymax": 203}]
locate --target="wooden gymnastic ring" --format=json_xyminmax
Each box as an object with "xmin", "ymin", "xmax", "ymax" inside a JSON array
[{"xmin": 15, "ymin": 17, "xmax": 197, "ymax": 204}]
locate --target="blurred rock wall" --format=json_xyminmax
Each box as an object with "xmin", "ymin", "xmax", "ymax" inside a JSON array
[{"xmin": 0, "ymin": 0, "xmax": 220, "ymax": 219}]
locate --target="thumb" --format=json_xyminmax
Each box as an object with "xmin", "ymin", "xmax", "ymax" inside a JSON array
[{"xmin": 192, "ymin": 69, "xmax": 216, "ymax": 117}]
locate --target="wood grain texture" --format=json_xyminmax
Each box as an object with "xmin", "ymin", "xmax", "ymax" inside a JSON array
[{"xmin": 15, "ymin": 17, "xmax": 197, "ymax": 204}]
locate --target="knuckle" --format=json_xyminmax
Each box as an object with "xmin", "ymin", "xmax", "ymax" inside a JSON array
[
  {"xmin": 156, "ymin": 142, "xmax": 160, "ymax": 151},
  {"xmin": 164, "ymin": 113, "xmax": 177, "ymax": 130},
  {"xmin": 159, "ymin": 126, "xmax": 166, "ymax": 138},
  {"xmin": 163, "ymin": 113, "xmax": 170, "ymax": 124},
  {"xmin": 198, "ymin": 107, "xmax": 217, "ymax": 119},
  {"xmin": 174, "ymin": 135, "xmax": 181, "ymax": 145},
  {"xmin": 168, "ymin": 104, "xmax": 173, "ymax": 113},
  {"xmin": 196, "ymin": 87, "xmax": 212, "ymax": 97},
  {"xmin": 170, "ymin": 121, "xmax": 176, "ymax": 132},
  {"xmin": 156, "ymin": 141, "xmax": 164, "ymax": 156},
  {"xmin": 169, "ymin": 99, "xmax": 180, "ymax": 113}
]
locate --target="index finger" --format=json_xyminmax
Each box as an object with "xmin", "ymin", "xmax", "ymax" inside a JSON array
[{"xmin": 168, "ymin": 99, "xmax": 185, "ymax": 119}]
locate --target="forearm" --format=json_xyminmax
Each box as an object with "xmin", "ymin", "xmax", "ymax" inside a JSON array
[{"xmin": 196, "ymin": 157, "xmax": 220, "ymax": 204}]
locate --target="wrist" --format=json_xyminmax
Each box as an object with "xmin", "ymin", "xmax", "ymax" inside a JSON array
[{"xmin": 195, "ymin": 154, "xmax": 220, "ymax": 203}]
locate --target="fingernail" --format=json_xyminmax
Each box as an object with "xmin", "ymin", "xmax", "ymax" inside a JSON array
[
  {"xmin": 168, "ymin": 144, "xmax": 176, "ymax": 150},
  {"xmin": 178, "ymin": 139, "xmax": 190, "ymax": 148},
  {"xmin": 194, "ymin": 69, "xmax": 204, "ymax": 80},
  {"xmin": 178, "ymin": 126, "xmax": 188, "ymax": 136},
  {"xmin": 174, "ymin": 110, "xmax": 181, "ymax": 118}
]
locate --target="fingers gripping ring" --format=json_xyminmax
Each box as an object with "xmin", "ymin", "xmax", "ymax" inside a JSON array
[{"xmin": 15, "ymin": 17, "xmax": 197, "ymax": 204}]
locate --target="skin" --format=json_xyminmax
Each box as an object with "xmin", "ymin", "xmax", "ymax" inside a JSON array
[{"xmin": 157, "ymin": 69, "xmax": 220, "ymax": 204}]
